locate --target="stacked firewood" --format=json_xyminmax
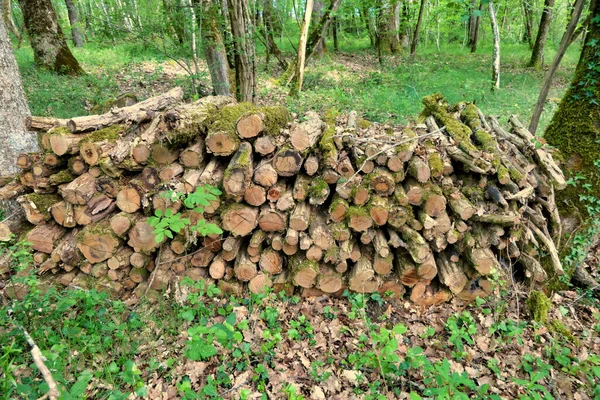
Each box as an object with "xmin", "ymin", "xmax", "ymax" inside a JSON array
[{"xmin": 0, "ymin": 88, "xmax": 566, "ymax": 305}]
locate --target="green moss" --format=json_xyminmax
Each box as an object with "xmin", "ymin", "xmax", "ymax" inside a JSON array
[
  {"xmin": 308, "ymin": 178, "xmax": 329, "ymax": 199},
  {"xmin": 527, "ymin": 290, "xmax": 552, "ymax": 323},
  {"xmin": 460, "ymin": 103, "xmax": 481, "ymax": 130},
  {"xmin": 509, "ymin": 168, "xmax": 524, "ymax": 183},
  {"xmin": 212, "ymin": 103, "xmax": 256, "ymax": 133},
  {"xmin": 49, "ymin": 126, "xmax": 71, "ymax": 136},
  {"xmin": 428, "ymin": 153, "xmax": 444, "ymax": 176},
  {"xmin": 81, "ymin": 125, "xmax": 124, "ymax": 143},
  {"xmin": 261, "ymin": 106, "xmax": 291, "ymax": 135},
  {"xmin": 25, "ymin": 193, "xmax": 61, "ymax": 216},
  {"xmin": 461, "ymin": 185, "xmax": 485, "ymax": 202},
  {"xmin": 48, "ymin": 170, "xmax": 75, "ymax": 185},
  {"xmin": 357, "ymin": 118, "xmax": 372, "ymax": 129},
  {"xmin": 548, "ymin": 320, "xmax": 581, "ymax": 345},
  {"xmin": 325, "ymin": 245, "xmax": 340, "ymax": 260},
  {"xmin": 329, "ymin": 197, "xmax": 349, "ymax": 213},
  {"xmin": 346, "ymin": 206, "xmax": 369, "ymax": 219},
  {"xmin": 497, "ymin": 165, "xmax": 510, "ymax": 184},
  {"xmin": 422, "ymin": 94, "xmax": 478, "ymax": 155}
]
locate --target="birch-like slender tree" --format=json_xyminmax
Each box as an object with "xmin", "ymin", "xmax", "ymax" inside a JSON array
[{"xmin": 489, "ymin": 0, "xmax": 500, "ymax": 90}]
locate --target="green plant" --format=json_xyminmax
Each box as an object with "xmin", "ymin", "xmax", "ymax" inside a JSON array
[
  {"xmin": 148, "ymin": 184, "xmax": 223, "ymax": 242},
  {"xmin": 445, "ymin": 311, "xmax": 477, "ymax": 359}
]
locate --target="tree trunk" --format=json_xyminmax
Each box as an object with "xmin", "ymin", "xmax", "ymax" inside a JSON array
[
  {"xmin": 522, "ymin": 0, "xmax": 534, "ymax": 49},
  {"xmin": 467, "ymin": 0, "xmax": 477, "ymax": 46},
  {"xmin": 292, "ymin": 0, "xmax": 313, "ymax": 95},
  {"xmin": 261, "ymin": 0, "xmax": 288, "ymax": 69},
  {"xmin": 333, "ymin": 16, "xmax": 339, "ymax": 52},
  {"xmin": 229, "ymin": 0, "xmax": 256, "ymax": 102},
  {"xmin": 470, "ymin": 2, "xmax": 483, "ymax": 53},
  {"xmin": 529, "ymin": 0, "xmax": 586, "ymax": 134},
  {"xmin": 0, "ymin": 17, "xmax": 40, "ymax": 233},
  {"xmin": 489, "ymin": 0, "xmax": 500, "ymax": 90},
  {"xmin": 528, "ymin": 0, "xmax": 556, "ymax": 69},
  {"xmin": 200, "ymin": 0, "xmax": 231, "ymax": 96},
  {"xmin": 410, "ymin": 0, "xmax": 426, "ymax": 61},
  {"xmin": 311, "ymin": 0, "xmax": 326, "ymax": 56},
  {"xmin": 544, "ymin": 0, "xmax": 600, "ymax": 212},
  {"xmin": 305, "ymin": 0, "xmax": 342, "ymax": 61},
  {"xmin": 17, "ymin": 0, "xmax": 84, "ymax": 74},
  {"xmin": 3, "ymin": 0, "xmax": 21, "ymax": 43},
  {"xmin": 64, "ymin": 0, "xmax": 84, "ymax": 47},
  {"xmin": 360, "ymin": 6, "xmax": 374, "ymax": 47}
]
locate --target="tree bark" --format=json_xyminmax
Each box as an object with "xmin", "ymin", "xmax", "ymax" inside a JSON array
[
  {"xmin": 522, "ymin": 0, "xmax": 534, "ymax": 49},
  {"xmin": 64, "ymin": 0, "xmax": 84, "ymax": 47},
  {"xmin": 529, "ymin": 0, "xmax": 586, "ymax": 134},
  {"xmin": 200, "ymin": 0, "xmax": 231, "ymax": 96},
  {"xmin": 229, "ymin": 0, "xmax": 256, "ymax": 102},
  {"xmin": 3, "ymin": 0, "xmax": 21, "ymax": 44},
  {"xmin": 489, "ymin": 0, "xmax": 500, "ymax": 90},
  {"xmin": 17, "ymin": 0, "xmax": 84, "ymax": 74},
  {"xmin": 0, "ymin": 17, "xmax": 40, "ymax": 232},
  {"xmin": 470, "ymin": 2, "xmax": 483, "ymax": 53},
  {"xmin": 544, "ymin": 0, "xmax": 600, "ymax": 211},
  {"xmin": 410, "ymin": 0, "xmax": 426, "ymax": 61},
  {"xmin": 292, "ymin": 0, "xmax": 313, "ymax": 94},
  {"xmin": 528, "ymin": 0, "xmax": 556, "ymax": 70}
]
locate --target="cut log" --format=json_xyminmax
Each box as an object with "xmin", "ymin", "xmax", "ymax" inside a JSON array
[
  {"xmin": 116, "ymin": 187, "xmax": 141, "ymax": 213},
  {"xmin": 27, "ymin": 222, "xmax": 66, "ymax": 253},
  {"xmin": 248, "ymin": 272, "xmax": 272, "ymax": 294},
  {"xmin": 436, "ymin": 252, "xmax": 468, "ymax": 294},
  {"xmin": 50, "ymin": 201, "xmax": 76, "ymax": 228},
  {"xmin": 222, "ymin": 237, "xmax": 243, "ymax": 261},
  {"xmin": 308, "ymin": 178, "xmax": 330, "ymax": 205},
  {"xmin": 410, "ymin": 280, "xmax": 452, "ymax": 306},
  {"xmin": 316, "ymin": 265, "xmax": 343, "ymax": 293},
  {"xmin": 407, "ymin": 156, "xmax": 431, "ymax": 183},
  {"xmin": 159, "ymin": 163, "xmax": 184, "ymax": 182},
  {"xmin": 179, "ymin": 140, "xmax": 206, "ymax": 168},
  {"xmin": 368, "ymin": 196, "xmax": 389, "ymax": 226},
  {"xmin": 370, "ymin": 168, "xmax": 395, "ymax": 196},
  {"xmin": 108, "ymin": 246, "xmax": 134, "ymax": 270},
  {"xmin": 254, "ymin": 135, "xmax": 276, "ymax": 155},
  {"xmin": 347, "ymin": 207, "xmax": 373, "ymax": 232},
  {"xmin": 128, "ymin": 219, "xmax": 159, "ymax": 252},
  {"xmin": 290, "ymin": 111, "xmax": 323, "ymax": 151},
  {"xmin": 67, "ymin": 87, "xmax": 183, "ymax": 132},
  {"xmin": 273, "ymin": 147, "xmax": 303, "ymax": 177},
  {"xmin": 59, "ymin": 173, "xmax": 97, "ymax": 205},
  {"xmin": 253, "ymin": 163, "xmax": 278, "ymax": 187},
  {"xmin": 234, "ymin": 250, "xmax": 258, "ymax": 282},
  {"xmin": 110, "ymin": 212, "xmax": 139, "ymax": 236},
  {"xmin": 259, "ymin": 248, "xmax": 283, "ymax": 274},
  {"xmin": 258, "ymin": 206, "xmax": 286, "ymax": 232},
  {"xmin": 290, "ymin": 254, "xmax": 319, "ymax": 288},
  {"xmin": 244, "ymin": 185, "xmax": 267, "ymax": 206},
  {"xmin": 221, "ymin": 204, "xmax": 259, "ymax": 237},
  {"xmin": 77, "ymin": 222, "xmax": 121, "ymax": 263},
  {"xmin": 465, "ymin": 247, "xmax": 500, "ymax": 275},
  {"xmin": 223, "ymin": 142, "xmax": 253, "ymax": 197},
  {"xmin": 349, "ymin": 252, "xmax": 380, "ymax": 293},
  {"xmin": 304, "ymin": 155, "xmax": 320, "ymax": 176}
]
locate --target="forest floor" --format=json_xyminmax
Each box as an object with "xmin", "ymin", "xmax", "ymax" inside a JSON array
[
  {"xmin": 15, "ymin": 42, "xmax": 580, "ymax": 134},
  {"xmin": 2, "ymin": 269, "xmax": 600, "ymax": 399},
  {"xmin": 4, "ymin": 41, "xmax": 600, "ymax": 398}
]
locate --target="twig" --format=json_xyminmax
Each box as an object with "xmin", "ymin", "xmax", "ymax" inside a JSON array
[
  {"xmin": 19, "ymin": 326, "xmax": 60, "ymax": 400},
  {"xmin": 340, "ymin": 126, "xmax": 446, "ymax": 188},
  {"xmin": 144, "ymin": 245, "xmax": 163, "ymax": 297}
]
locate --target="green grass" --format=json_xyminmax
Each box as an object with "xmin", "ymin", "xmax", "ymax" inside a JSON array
[{"xmin": 16, "ymin": 39, "xmax": 579, "ymax": 133}]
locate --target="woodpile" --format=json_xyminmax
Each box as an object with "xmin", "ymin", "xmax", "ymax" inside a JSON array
[{"xmin": 0, "ymin": 90, "xmax": 566, "ymax": 305}]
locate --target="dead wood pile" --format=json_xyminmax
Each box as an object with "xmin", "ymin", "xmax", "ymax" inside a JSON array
[{"xmin": 0, "ymin": 89, "xmax": 567, "ymax": 305}]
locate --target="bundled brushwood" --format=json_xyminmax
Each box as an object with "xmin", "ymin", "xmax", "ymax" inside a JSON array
[{"xmin": 3, "ymin": 90, "xmax": 566, "ymax": 306}]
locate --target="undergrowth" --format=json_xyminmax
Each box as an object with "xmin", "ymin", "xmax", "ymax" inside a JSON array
[{"xmin": 2, "ymin": 237, "xmax": 600, "ymax": 398}]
